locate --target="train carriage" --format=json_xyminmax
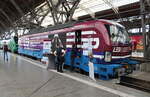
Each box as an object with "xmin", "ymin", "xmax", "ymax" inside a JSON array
[{"xmin": 18, "ymin": 19, "xmax": 138, "ymax": 80}]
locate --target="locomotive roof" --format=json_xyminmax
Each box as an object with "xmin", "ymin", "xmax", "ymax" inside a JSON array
[
  {"xmin": 98, "ymin": 19, "xmax": 125, "ymax": 28},
  {"xmin": 20, "ymin": 19, "xmax": 124, "ymax": 38},
  {"xmin": 73, "ymin": 19, "xmax": 125, "ymax": 28}
]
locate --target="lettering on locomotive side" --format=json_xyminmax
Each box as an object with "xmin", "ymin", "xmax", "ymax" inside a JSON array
[
  {"xmin": 113, "ymin": 47, "xmax": 121, "ymax": 52},
  {"xmin": 113, "ymin": 47, "xmax": 131, "ymax": 53}
]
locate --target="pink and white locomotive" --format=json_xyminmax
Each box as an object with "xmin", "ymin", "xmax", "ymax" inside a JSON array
[{"xmin": 18, "ymin": 19, "xmax": 138, "ymax": 80}]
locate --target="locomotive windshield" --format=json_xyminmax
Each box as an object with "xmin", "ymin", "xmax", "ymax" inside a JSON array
[{"xmin": 105, "ymin": 24, "xmax": 130, "ymax": 44}]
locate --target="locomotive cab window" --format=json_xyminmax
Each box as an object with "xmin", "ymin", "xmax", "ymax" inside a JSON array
[
  {"xmin": 14, "ymin": 36, "xmax": 18, "ymax": 43},
  {"xmin": 105, "ymin": 24, "xmax": 130, "ymax": 44}
]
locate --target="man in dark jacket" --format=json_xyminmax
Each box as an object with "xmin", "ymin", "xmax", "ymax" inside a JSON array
[
  {"xmin": 3, "ymin": 42, "xmax": 8, "ymax": 61},
  {"xmin": 54, "ymin": 44, "xmax": 65, "ymax": 72}
]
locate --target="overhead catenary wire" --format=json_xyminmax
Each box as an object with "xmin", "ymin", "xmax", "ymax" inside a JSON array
[{"xmin": 102, "ymin": 0, "xmax": 127, "ymax": 30}]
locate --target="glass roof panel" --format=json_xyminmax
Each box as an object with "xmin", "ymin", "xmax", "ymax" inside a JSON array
[
  {"xmin": 73, "ymin": 0, "xmax": 140, "ymax": 18},
  {"xmin": 41, "ymin": 0, "xmax": 140, "ymax": 27}
]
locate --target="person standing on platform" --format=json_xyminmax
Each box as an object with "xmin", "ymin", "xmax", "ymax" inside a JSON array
[
  {"xmin": 54, "ymin": 44, "xmax": 65, "ymax": 73},
  {"xmin": 87, "ymin": 39, "xmax": 96, "ymax": 81},
  {"xmin": 88, "ymin": 53, "xmax": 96, "ymax": 81},
  {"xmin": 70, "ymin": 44, "xmax": 77, "ymax": 72},
  {"xmin": 3, "ymin": 42, "xmax": 8, "ymax": 61}
]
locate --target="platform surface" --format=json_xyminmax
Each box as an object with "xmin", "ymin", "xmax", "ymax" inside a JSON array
[
  {"xmin": 128, "ymin": 71, "xmax": 150, "ymax": 82},
  {"xmin": 0, "ymin": 50, "xmax": 150, "ymax": 97}
]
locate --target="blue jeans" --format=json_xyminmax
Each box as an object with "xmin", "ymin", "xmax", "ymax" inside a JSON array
[{"xmin": 4, "ymin": 51, "xmax": 8, "ymax": 61}]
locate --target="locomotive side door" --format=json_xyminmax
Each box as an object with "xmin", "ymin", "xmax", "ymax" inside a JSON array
[{"xmin": 75, "ymin": 30, "xmax": 82, "ymax": 57}]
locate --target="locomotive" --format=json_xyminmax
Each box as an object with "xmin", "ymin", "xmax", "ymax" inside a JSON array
[
  {"xmin": 8, "ymin": 36, "xmax": 18, "ymax": 53},
  {"xmin": 18, "ymin": 19, "xmax": 138, "ymax": 80},
  {"xmin": 0, "ymin": 40, "xmax": 2, "ymax": 49},
  {"xmin": 0, "ymin": 36, "xmax": 18, "ymax": 52}
]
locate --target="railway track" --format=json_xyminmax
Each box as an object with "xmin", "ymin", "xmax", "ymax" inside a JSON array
[{"xmin": 120, "ymin": 76, "xmax": 150, "ymax": 92}]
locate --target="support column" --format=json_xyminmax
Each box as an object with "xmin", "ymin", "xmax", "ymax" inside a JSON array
[{"xmin": 140, "ymin": 0, "xmax": 147, "ymax": 58}]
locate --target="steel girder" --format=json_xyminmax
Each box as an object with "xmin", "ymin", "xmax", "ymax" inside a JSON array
[
  {"xmin": 14, "ymin": 0, "xmax": 81, "ymax": 37},
  {"xmin": 46, "ymin": 0, "xmax": 80, "ymax": 25},
  {"xmin": 16, "ymin": 4, "xmax": 49, "ymax": 27},
  {"xmin": 15, "ymin": 0, "xmax": 81, "ymax": 29},
  {"xmin": 8, "ymin": 2, "xmax": 51, "ymax": 37},
  {"xmin": 0, "ymin": 0, "xmax": 46, "ymax": 38}
]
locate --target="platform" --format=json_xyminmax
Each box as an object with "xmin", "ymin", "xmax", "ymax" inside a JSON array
[
  {"xmin": 128, "ymin": 71, "xmax": 150, "ymax": 81},
  {"xmin": 0, "ymin": 50, "xmax": 150, "ymax": 97},
  {"xmin": 120, "ymin": 71, "xmax": 150, "ymax": 92}
]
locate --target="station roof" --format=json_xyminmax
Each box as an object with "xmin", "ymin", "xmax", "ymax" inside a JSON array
[
  {"xmin": 0, "ymin": 0, "xmax": 45, "ymax": 32},
  {"xmin": 41, "ymin": 0, "xmax": 141, "ymax": 27},
  {"xmin": 0, "ymin": 0, "xmax": 150, "ymax": 37}
]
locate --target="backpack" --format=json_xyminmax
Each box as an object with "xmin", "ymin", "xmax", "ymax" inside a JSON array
[{"xmin": 3, "ymin": 45, "xmax": 8, "ymax": 51}]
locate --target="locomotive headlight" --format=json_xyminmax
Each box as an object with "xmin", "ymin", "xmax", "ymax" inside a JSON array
[{"xmin": 104, "ymin": 52, "xmax": 112, "ymax": 62}]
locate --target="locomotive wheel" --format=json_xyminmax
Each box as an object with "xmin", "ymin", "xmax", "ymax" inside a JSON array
[
  {"xmin": 79, "ymin": 68, "xmax": 84, "ymax": 74},
  {"xmin": 126, "ymin": 65, "xmax": 133, "ymax": 74}
]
